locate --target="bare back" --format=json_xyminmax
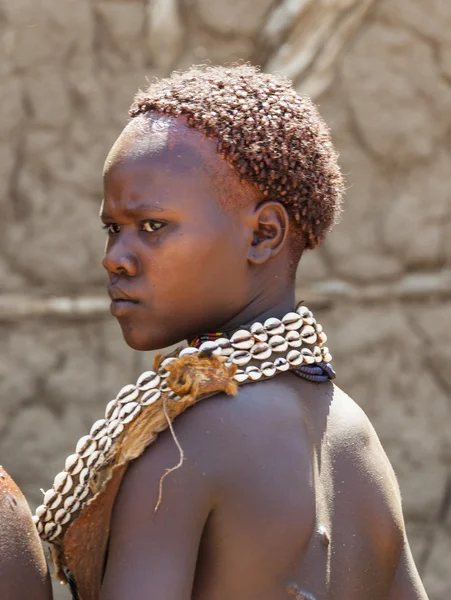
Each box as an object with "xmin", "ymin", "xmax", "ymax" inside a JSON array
[{"xmin": 103, "ymin": 374, "xmax": 428, "ymax": 600}]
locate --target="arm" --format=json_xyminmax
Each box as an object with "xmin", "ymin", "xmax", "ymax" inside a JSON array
[
  {"xmin": 0, "ymin": 468, "xmax": 52, "ymax": 600},
  {"xmin": 100, "ymin": 402, "xmax": 219, "ymax": 600},
  {"xmin": 388, "ymin": 537, "xmax": 429, "ymax": 600}
]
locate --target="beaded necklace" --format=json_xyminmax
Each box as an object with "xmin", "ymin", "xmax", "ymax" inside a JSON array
[{"xmin": 33, "ymin": 303, "xmax": 334, "ymax": 547}]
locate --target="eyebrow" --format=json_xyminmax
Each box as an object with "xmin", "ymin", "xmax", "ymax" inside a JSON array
[{"xmin": 100, "ymin": 203, "xmax": 173, "ymax": 220}]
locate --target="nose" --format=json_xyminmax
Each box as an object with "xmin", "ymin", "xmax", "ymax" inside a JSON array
[{"xmin": 102, "ymin": 239, "xmax": 138, "ymax": 277}]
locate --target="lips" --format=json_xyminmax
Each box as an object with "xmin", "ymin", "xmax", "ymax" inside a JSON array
[{"xmin": 108, "ymin": 287, "xmax": 139, "ymax": 303}]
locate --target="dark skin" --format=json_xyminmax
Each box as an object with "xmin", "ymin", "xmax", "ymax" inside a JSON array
[
  {"xmin": 100, "ymin": 113, "xmax": 428, "ymax": 599},
  {"xmin": 0, "ymin": 467, "xmax": 52, "ymax": 599}
]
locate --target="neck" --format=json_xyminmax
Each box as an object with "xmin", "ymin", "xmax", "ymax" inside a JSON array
[{"xmin": 187, "ymin": 285, "xmax": 296, "ymax": 346}]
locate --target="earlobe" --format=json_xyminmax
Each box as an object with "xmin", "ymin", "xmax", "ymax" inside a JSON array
[{"xmin": 248, "ymin": 202, "xmax": 289, "ymax": 265}]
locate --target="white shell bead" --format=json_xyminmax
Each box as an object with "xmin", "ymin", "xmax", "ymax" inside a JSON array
[
  {"xmin": 301, "ymin": 349, "xmax": 316, "ymax": 364},
  {"xmin": 318, "ymin": 331, "xmax": 328, "ymax": 345},
  {"xmin": 179, "ymin": 346, "xmax": 199, "ymax": 356},
  {"xmin": 90, "ymin": 419, "xmax": 108, "ymax": 440},
  {"xmin": 215, "ymin": 338, "xmax": 233, "ymax": 356},
  {"xmin": 140, "ymin": 388, "xmax": 161, "ymax": 406},
  {"xmin": 119, "ymin": 402, "xmax": 139, "ymax": 419},
  {"xmin": 282, "ymin": 312, "xmax": 303, "ymax": 330},
  {"xmin": 261, "ymin": 362, "xmax": 276, "ymax": 377},
  {"xmin": 53, "ymin": 472, "xmax": 73, "ymax": 495},
  {"xmin": 274, "ymin": 357, "xmax": 290, "ymax": 371},
  {"xmin": 250, "ymin": 322, "xmax": 268, "ymax": 342},
  {"xmin": 73, "ymin": 484, "xmax": 90, "ymax": 502},
  {"xmin": 300, "ymin": 325, "xmax": 317, "ymax": 345},
  {"xmin": 230, "ymin": 350, "xmax": 252, "ymax": 366},
  {"xmin": 251, "ymin": 342, "xmax": 272, "ymax": 361},
  {"xmin": 230, "ymin": 330, "xmax": 254, "ymax": 350},
  {"xmin": 64, "ymin": 454, "xmax": 84, "ymax": 476},
  {"xmin": 86, "ymin": 450, "xmax": 103, "ymax": 469},
  {"xmin": 36, "ymin": 504, "xmax": 52, "ymax": 522},
  {"xmin": 136, "ymin": 371, "xmax": 160, "ymax": 390},
  {"xmin": 54, "ymin": 508, "xmax": 68, "ymax": 524},
  {"xmin": 264, "ymin": 317, "xmax": 285, "ymax": 336},
  {"xmin": 76, "ymin": 435, "xmax": 97, "ymax": 459},
  {"xmin": 286, "ymin": 330, "xmax": 302, "ymax": 347},
  {"xmin": 246, "ymin": 366, "xmax": 262, "ymax": 381},
  {"xmin": 269, "ymin": 335, "xmax": 288, "ymax": 353},
  {"xmin": 78, "ymin": 467, "xmax": 90, "ymax": 486},
  {"xmin": 117, "ymin": 385, "xmax": 140, "ymax": 404},
  {"xmin": 64, "ymin": 496, "xmax": 81, "ymax": 513},
  {"xmin": 233, "ymin": 369, "xmax": 249, "ymax": 383},
  {"xmin": 43, "ymin": 489, "xmax": 62, "ymax": 510},
  {"xmin": 98, "ymin": 435, "xmax": 113, "ymax": 454},
  {"xmin": 105, "ymin": 399, "xmax": 120, "ymax": 420},
  {"xmin": 199, "ymin": 340, "xmax": 221, "ymax": 355},
  {"xmin": 121, "ymin": 405, "xmax": 142, "ymax": 424},
  {"xmin": 287, "ymin": 350, "xmax": 303, "ymax": 366},
  {"xmin": 44, "ymin": 521, "xmax": 61, "ymax": 540},
  {"xmin": 296, "ymin": 305, "xmax": 310, "ymax": 318}
]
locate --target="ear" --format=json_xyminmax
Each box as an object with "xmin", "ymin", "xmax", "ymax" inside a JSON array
[{"xmin": 247, "ymin": 201, "xmax": 289, "ymax": 265}]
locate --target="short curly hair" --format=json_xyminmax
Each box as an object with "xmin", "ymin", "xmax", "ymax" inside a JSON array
[{"xmin": 130, "ymin": 64, "xmax": 344, "ymax": 251}]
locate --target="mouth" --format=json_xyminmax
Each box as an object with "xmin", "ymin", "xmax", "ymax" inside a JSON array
[{"xmin": 108, "ymin": 287, "xmax": 140, "ymax": 316}]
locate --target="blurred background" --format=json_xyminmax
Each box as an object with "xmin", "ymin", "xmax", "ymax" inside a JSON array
[{"xmin": 1, "ymin": 0, "xmax": 450, "ymax": 598}]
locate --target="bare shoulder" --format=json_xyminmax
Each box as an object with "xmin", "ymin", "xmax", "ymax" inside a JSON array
[{"xmin": 0, "ymin": 467, "xmax": 52, "ymax": 599}]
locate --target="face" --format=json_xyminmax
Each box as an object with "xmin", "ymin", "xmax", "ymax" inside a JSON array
[{"xmin": 101, "ymin": 114, "xmax": 259, "ymax": 351}]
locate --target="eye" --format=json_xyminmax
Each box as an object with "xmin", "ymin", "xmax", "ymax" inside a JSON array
[
  {"xmin": 141, "ymin": 220, "xmax": 165, "ymax": 233},
  {"xmin": 102, "ymin": 223, "xmax": 120, "ymax": 234}
]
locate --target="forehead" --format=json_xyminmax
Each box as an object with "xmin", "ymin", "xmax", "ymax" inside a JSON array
[{"xmin": 103, "ymin": 113, "xmax": 259, "ymax": 211}]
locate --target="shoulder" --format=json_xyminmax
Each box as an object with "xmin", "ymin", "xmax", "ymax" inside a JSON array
[{"xmin": 0, "ymin": 467, "xmax": 51, "ymax": 599}]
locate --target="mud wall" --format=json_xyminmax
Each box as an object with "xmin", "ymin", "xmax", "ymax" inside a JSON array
[{"xmin": 1, "ymin": 1, "xmax": 450, "ymax": 597}]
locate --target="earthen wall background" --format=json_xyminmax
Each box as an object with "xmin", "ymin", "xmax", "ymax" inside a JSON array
[{"xmin": 1, "ymin": 1, "xmax": 450, "ymax": 598}]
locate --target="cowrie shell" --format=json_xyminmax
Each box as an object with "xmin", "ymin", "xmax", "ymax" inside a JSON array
[
  {"xmin": 168, "ymin": 391, "xmax": 181, "ymax": 401},
  {"xmin": 121, "ymin": 405, "xmax": 142, "ymax": 424},
  {"xmin": 215, "ymin": 338, "xmax": 233, "ymax": 356},
  {"xmin": 261, "ymin": 361, "xmax": 276, "ymax": 378},
  {"xmin": 264, "ymin": 317, "xmax": 285, "ymax": 336},
  {"xmin": 300, "ymin": 325, "xmax": 317, "ymax": 345},
  {"xmin": 86, "ymin": 450, "xmax": 104, "ymax": 469},
  {"xmin": 76, "ymin": 435, "xmax": 97, "ymax": 459},
  {"xmin": 54, "ymin": 508, "xmax": 70, "ymax": 525},
  {"xmin": 53, "ymin": 472, "xmax": 73, "ymax": 495},
  {"xmin": 36, "ymin": 504, "xmax": 52, "ymax": 522},
  {"xmin": 230, "ymin": 350, "xmax": 252, "ymax": 366},
  {"xmin": 286, "ymin": 330, "xmax": 302, "ymax": 347},
  {"xmin": 140, "ymin": 388, "xmax": 161, "ymax": 406},
  {"xmin": 44, "ymin": 522, "xmax": 61, "ymax": 541},
  {"xmin": 251, "ymin": 342, "xmax": 271, "ymax": 361},
  {"xmin": 179, "ymin": 346, "xmax": 199, "ymax": 356},
  {"xmin": 301, "ymin": 348, "xmax": 316, "ymax": 364},
  {"xmin": 318, "ymin": 331, "xmax": 328, "ymax": 345},
  {"xmin": 269, "ymin": 335, "xmax": 288, "ymax": 353},
  {"xmin": 250, "ymin": 322, "xmax": 267, "ymax": 342},
  {"xmin": 117, "ymin": 384, "xmax": 139, "ymax": 404},
  {"xmin": 90, "ymin": 419, "xmax": 108, "ymax": 440},
  {"xmin": 78, "ymin": 467, "xmax": 90, "ymax": 486},
  {"xmin": 64, "ymin": 495, "xmax": 79, "ymax": 511},
  {"xmin": 287, "ymin": 350, "xmax": 303, "ymax": 366},
  {"xmin": 73, "ymin": 484, "xmax": 90, "ymax": 502},
  {"xmin": 36, "ymin": 519, "xmax": 44, "ymax": 534},
  {"xmin": 105, "ymin": 399, "xmax": 119, "ymax": 420},
  {"xmin": 119, "ymin": 401, "xmax": 139, "ymax": 420},
  {"xmin": 246, "ymin": 366, "xmax": 262, "ymax": 381},
  {"xmin": 233, "ymin": 369, "xmax": 249, "ymax": 383},
  {"xmin": 160, "ymin": 381, "xmax": 171, "ymax": 393},
  {"xmin": 65, "ymin": 454, "xmax": 83, "ymax": 476},
  {"xmin": 98, "ymin": 435, "xmax": 113, "ymax": 454},
  {"xmin": 274, "ymin": 357, "xmax": 290, "ymax": 371},
  {"xmin": 282, "ymin": 312, "xmax": 303, "ymax": 331},
  {"xmin": 322, "ymin": 347, "xmax": 333, "ymax": 363},
  {"xmin": 199, "ymin": 340, "xmax": 221, "ymax": 355},
  {"xmin": 43, "ymin": 489, "xmax": 62, "ymax": 510},
  {"xmin": 231, "ymin": 330, "xmax": 254, "ymax": 350},
  {"xmin": 296, "ymin": 305, "xmax": 310, "ymax": 319},
  {"xmin": 108, "ymin": 419, "xmax": 124, "ymax": 439},
  {"xmin": 313, "ymin": 346, "xmax": 322, "ymax": 363},
  {"xmin": 136, "ymin": 371, "xmax": 160, "ymax": 390}
]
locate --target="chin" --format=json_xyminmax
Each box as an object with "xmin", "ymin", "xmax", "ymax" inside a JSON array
[{"xmin": 119, "ymin": 323, "xmax": 183, "ymax": 352}]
